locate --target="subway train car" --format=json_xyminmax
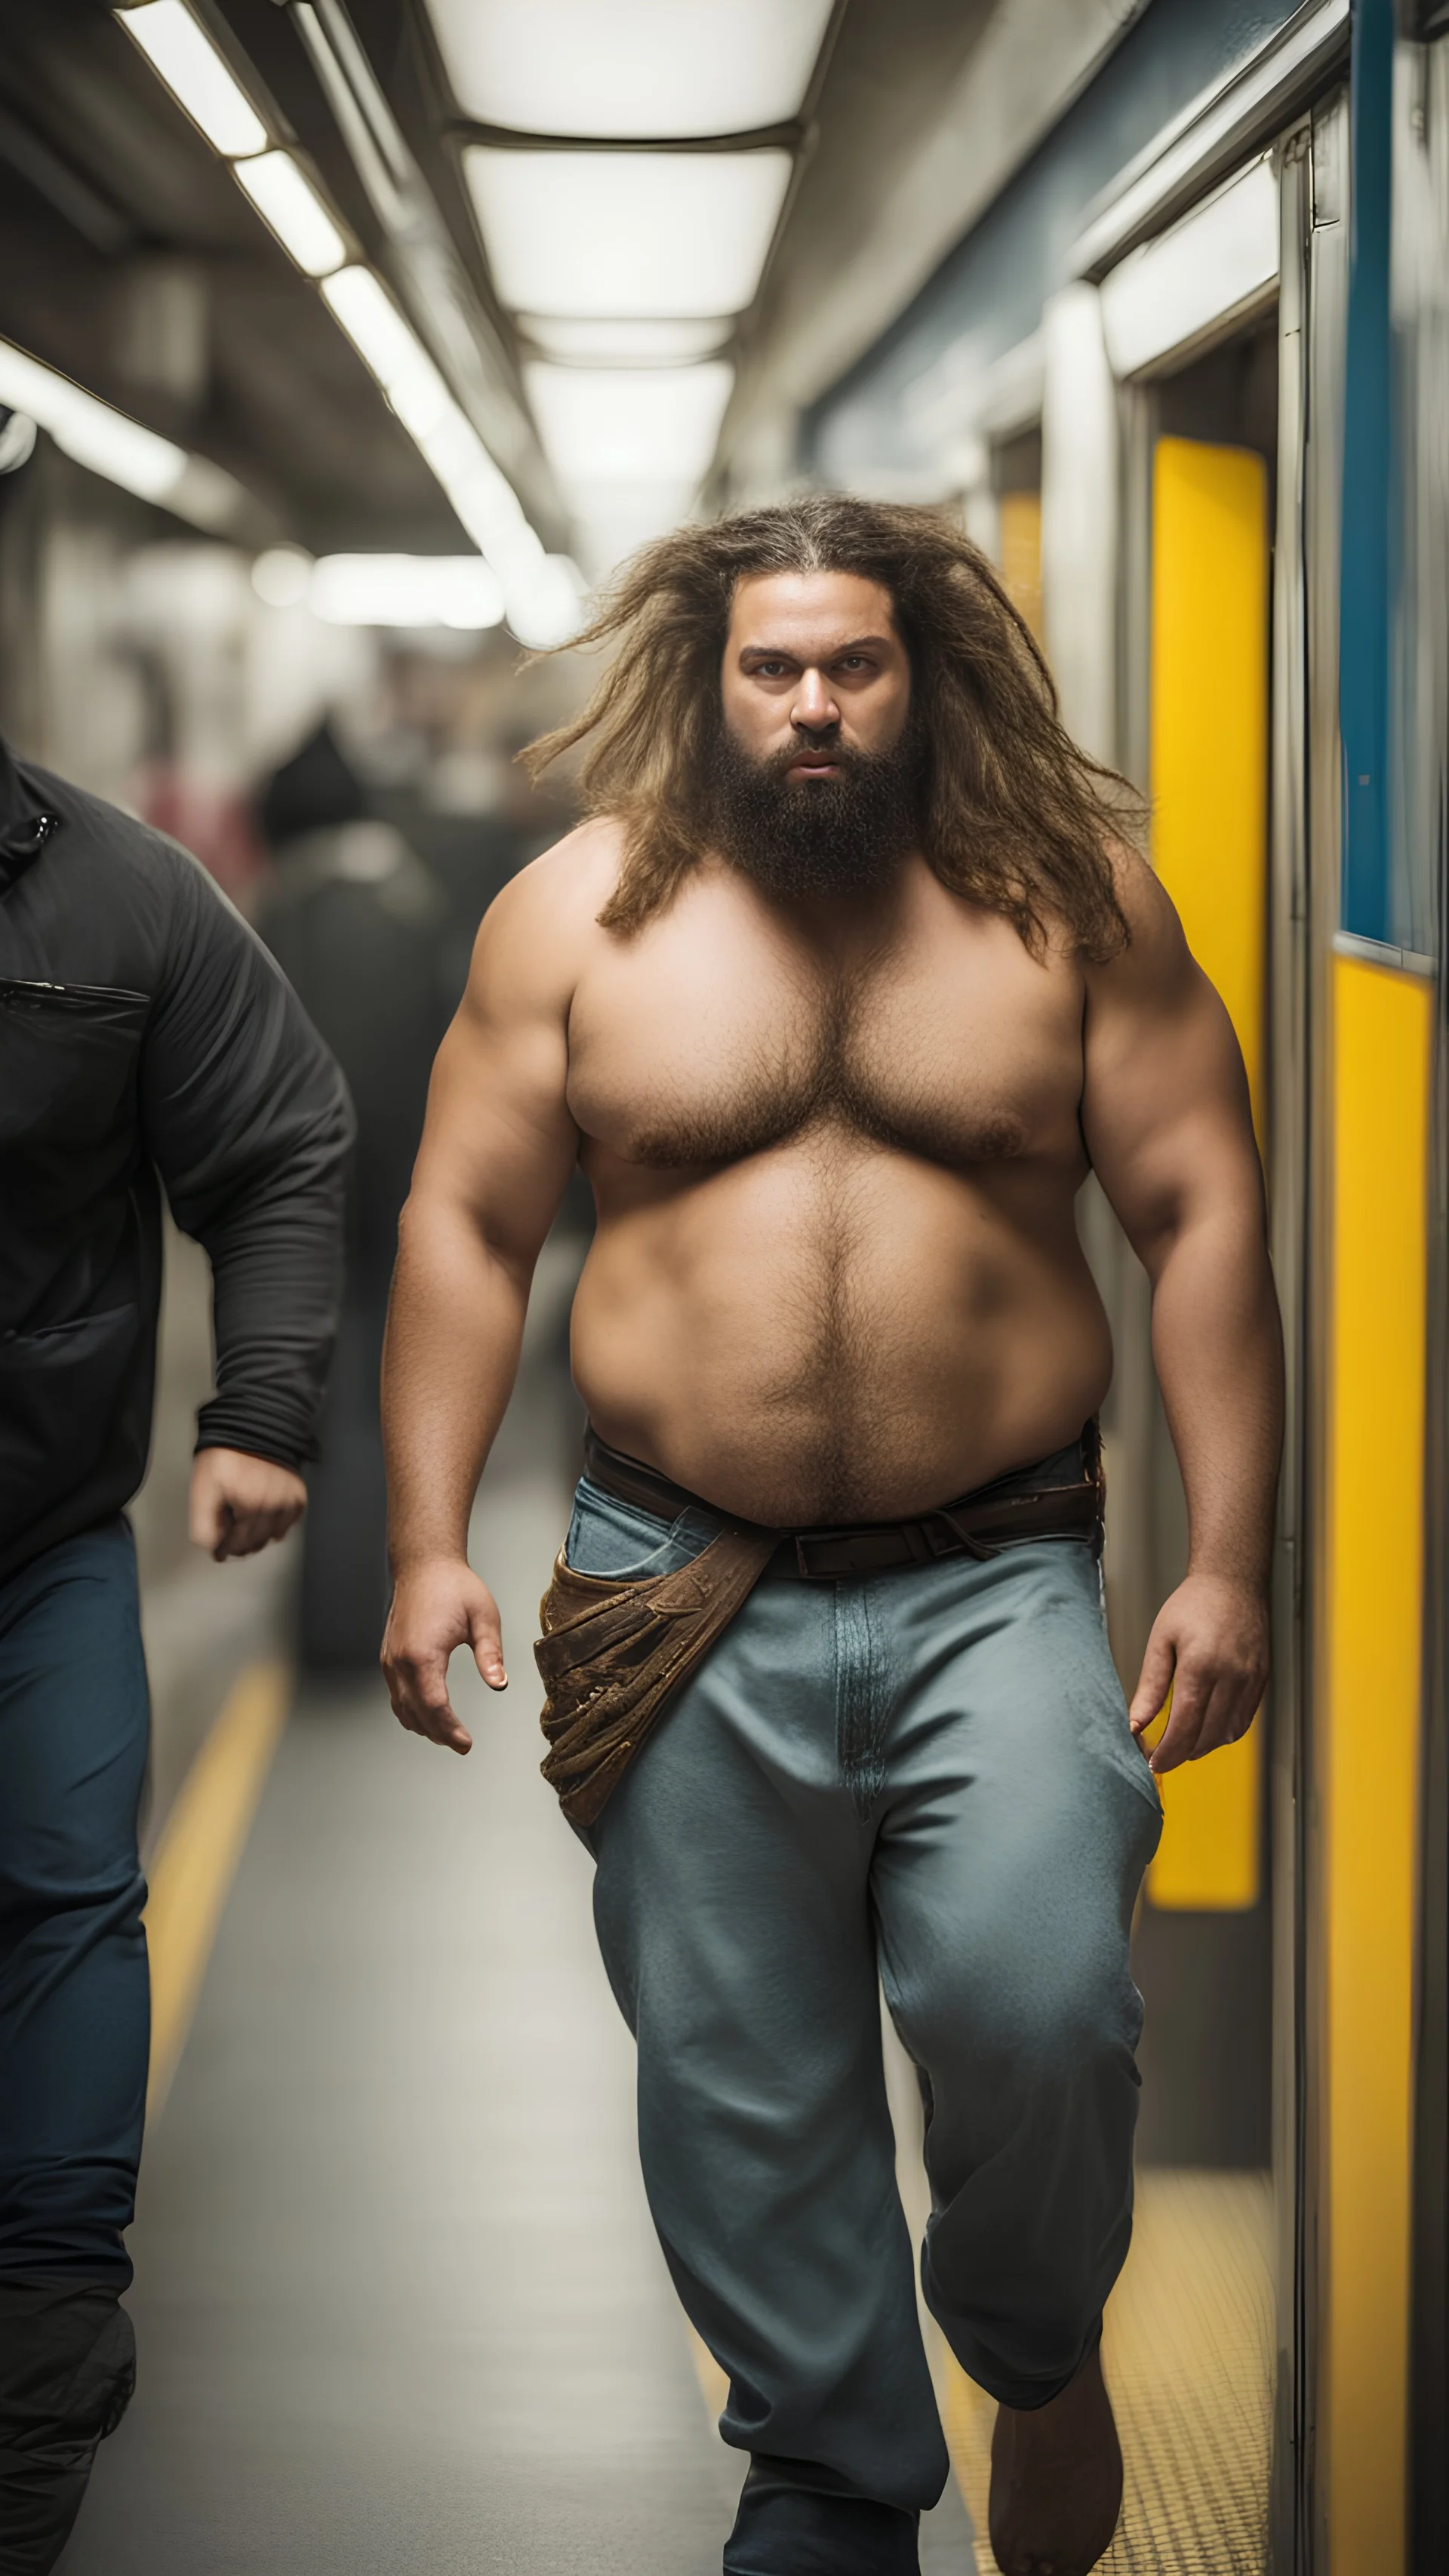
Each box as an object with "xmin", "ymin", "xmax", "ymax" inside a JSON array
[
  {"xmin": 771, "ymin": 4, "xmax": 1449, "ymax": 2568},
  {"xmin": 0, "ymin": 3, "xmax": 1443, "ymax": 2573}
]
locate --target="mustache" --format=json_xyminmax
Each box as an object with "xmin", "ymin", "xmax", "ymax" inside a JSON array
[{"xmin": 755, "ymin": 729, "xmax": 865, "ymax": 782}]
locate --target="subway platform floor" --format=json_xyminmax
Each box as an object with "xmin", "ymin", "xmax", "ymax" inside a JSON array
[
  {"xmin": 58, "ymin": 1386, "xmax": 977, "ymax": 2573},
  {"xmin": 56, "ymin": 1264, "xmax": 1269, "ymax": 2576}
]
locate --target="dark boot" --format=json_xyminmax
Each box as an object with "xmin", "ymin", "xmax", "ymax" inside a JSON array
[
  {"xmin": 724, "ymin": 2454, "xmax": 921, "ymax": 2575},
  {"xmin": 0, "ymin": 2281, "xmax": 136, "ymax": 2574}
]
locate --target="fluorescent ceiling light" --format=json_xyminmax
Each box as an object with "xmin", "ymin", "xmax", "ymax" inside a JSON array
[
  {"xmin": 307, "ymin": 554, "xmax": 505, "ymax": 629},
  {"xmin": 520, "ymin": 316, "xmax": 734, "ymax": 366},
  {"xmin": 466, "ymin": 148, "xmax": 791, "ymax": 319},
  {"xmin": 426, "ymin": 0, "xmax": 832, "ymax": 140},
  {"xmin": 526, "ymin": 359, "xmax": 734, "ymax": 484},
  {"xmin": 323, "ymin": 269, "xmax": 493, "ymax": 490},
  {"xmin": 321, "ymin": 266, "xmax": 428, "ymax": 391},
  {"xmin": 252, "ymin": 546, "xmax": 313, "ymax": 607},
  {"xmin": 233, "ymin": 151, "xmax": 346, "ymax": 277},
  {"xmin": 168, "ymin": 454, "xmax": 249, "ymax": 531},
  {"xmin": 0, "ymin": 337, "xmax": 184, "ymax": 501},
  {"xmin": 1099, "ymin": 155, "xmax": 1278, "ymax": 380},
  {"xmin": 115, "ymin": 18, "xmax": 568, "ymax": 645},
  {"xmin": 0, "ymin": 337, "xmax": 245, "ymax": 530},
  {"xmin": 318, "ymin": 268, "xmax": 573, "ymax": 642},
  {"xmin": 0, "ymin": 411, "xmax": 38, "ymax": 474},
  {"xmin": 253, "ymin": 544, "xmax": 515, "ymax": 633},
  {"xmin": 117, "ymin": 2, "xmax": 267, "ymax": 159},
  {"xmin": 504, "ymin": 552, "xmax": 587, "ymax": 651}
]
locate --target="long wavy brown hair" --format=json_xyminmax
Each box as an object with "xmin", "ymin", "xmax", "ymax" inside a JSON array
[{"xmin": 524, "ymin": 494, "xmax": 1139, "ymax": 957}]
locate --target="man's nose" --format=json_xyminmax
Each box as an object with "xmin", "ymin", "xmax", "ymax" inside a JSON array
[{"xmin": 791, "ymin": 668, "xmax": 839, "ymax": 734}]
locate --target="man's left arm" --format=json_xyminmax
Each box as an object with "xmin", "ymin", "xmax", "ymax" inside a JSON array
[
  {"xmin": 1081, "ymin": 851, "xmax": 1284, "ymax": 1773},
  {"xmin": 140, "ymin": 843, "xmax": 354, "ymax": 1560}
]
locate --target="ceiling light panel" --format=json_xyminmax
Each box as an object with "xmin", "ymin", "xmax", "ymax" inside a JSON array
[
  {"xmin": 520, "ymin": 316, "xmax": 735, "ymax": 366},
  {"xmin": 426, "ymin": 0, "xmax": 833, "ymax": 140},
  {"xmin": 565, "ymin": 478, "xmax": 702, "ymax": 574},
  {"xmin": 233, "ymin": 152, "xmax": 346, "ymax": 276},
  {"xmin": 118, "ymin": 2, "xmax": 267, "ymax": 158},
  {"xmin": 466, "ymin": 148, "xmax": 791, "ymax": 320},
  {"xmin": 525, "ymin": 359, "xmax": 734, "ymax": 485}
]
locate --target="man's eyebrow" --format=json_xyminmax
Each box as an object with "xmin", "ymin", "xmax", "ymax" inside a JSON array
[{"xmin": 737, "ymin": 632, "xmax": 896, "ymax": 662}]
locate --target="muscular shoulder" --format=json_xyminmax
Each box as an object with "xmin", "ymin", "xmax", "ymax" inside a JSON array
[
  {"xmin": 462, "ymin": 814, "xmax": 624, "ymax": 1022},
  {"xmin": 1080, "ymin": 841, "xmax": 1244, "ymax": 1117},
  {"xmin": 1081, "ymin": 844, "xmax": 1195, "ymax": 1011}
]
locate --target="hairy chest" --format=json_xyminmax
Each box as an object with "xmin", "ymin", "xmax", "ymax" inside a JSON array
[{"xmin": 567, "ymin": 890, "xmax": 1084, "ymax": 1174}]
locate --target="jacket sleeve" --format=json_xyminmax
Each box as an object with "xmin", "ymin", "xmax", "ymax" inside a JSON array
[{"xmin": 138, "ymin": 841, "xmax": 355, "ymax": 1469}]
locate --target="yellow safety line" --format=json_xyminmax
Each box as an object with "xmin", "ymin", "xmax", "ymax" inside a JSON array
[
  {"xmin": 143, "ymin": 1657, "xmax": 291, "ymax": 2119},
  {"xmin": 942, "ymin": 2169, "xmax": 1275, "ymax": 2573}
]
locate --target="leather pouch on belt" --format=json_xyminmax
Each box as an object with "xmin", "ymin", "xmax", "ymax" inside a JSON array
[{"xmin": 536, "ymin": 1525, "xmax": 777, "ymax": 1829}]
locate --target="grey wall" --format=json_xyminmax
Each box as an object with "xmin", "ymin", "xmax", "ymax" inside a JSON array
[{"xmin": 804, "ymin": 0, "xmax": 1304, "ymax": 486}]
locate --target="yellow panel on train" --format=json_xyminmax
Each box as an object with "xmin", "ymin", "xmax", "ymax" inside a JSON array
[
  {"xmin": 1146, "ymin": 435, "xmax": 1269, "ymax": 1910},
  {"xmin": 998, "ymin": 490, "xmax": 1043, "ymax": 643},
  {"xmin": 1324, "ymin": 953, "xmax": 1430, "ymax": 2576}
]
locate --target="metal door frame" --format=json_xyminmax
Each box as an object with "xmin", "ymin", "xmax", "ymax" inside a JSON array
[
  {"xmin": 1294, "ymin": 78, "xmax": 1352, "ymax": 2576},
  {"xmin": 1267, "ymin": 107, "xmax": 1317, "ymax": 2576},
  {"xmin": 1102, "ymin": 91, "xmax": 1350, "ymax": 2572},
  {"xmin": 1049, "ymin": 38, "xmax": 1357, "ymax": 2565}
]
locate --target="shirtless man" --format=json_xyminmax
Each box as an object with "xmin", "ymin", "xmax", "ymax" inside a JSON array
[{"xmin": 380, "ymin": 498, "xmax": 1282, "ymax": 2576}]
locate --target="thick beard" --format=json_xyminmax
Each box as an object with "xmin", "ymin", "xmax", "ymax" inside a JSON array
[{"xmin": 708, "ymin": 718, "xmax": 924, "ymax": 899}]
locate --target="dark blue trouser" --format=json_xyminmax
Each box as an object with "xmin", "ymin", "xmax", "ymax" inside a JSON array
[{"xmin": 0, "ymin": 1520, "xmax": 149, "ymax": 2289}]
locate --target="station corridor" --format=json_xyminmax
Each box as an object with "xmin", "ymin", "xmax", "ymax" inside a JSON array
[{"xmin": 5, "ymin": 4, "xmax": 1446, "ymax": 2569}]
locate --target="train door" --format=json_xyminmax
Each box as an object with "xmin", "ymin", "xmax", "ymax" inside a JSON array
[
  {"xmin": 1129, "ymin": 310, "xmax": 1280, "ymax": 2177},
  {"xmin": 1105, "ymin": 64, "xmax": 1449, "ymax": 2576},
  {"xmin": 1035, "ymin": 91, "xmax": 1356, "ymax": 2572},
  {"xmin": 1118, "ymin": 240, "xmax": 1288, "ymax": 2576}
]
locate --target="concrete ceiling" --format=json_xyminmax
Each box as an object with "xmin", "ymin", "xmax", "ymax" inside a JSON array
[
  {"xmin": 0, "ymin": 0, "xmax": 1144, "ymax": 564},
  {"xmin": 717, "ymin": 0, "xmax": 1144, "ymax": 496},
  {"xmin": 0, "ymin": 0, "xmax": 462, "ymax": 552}
]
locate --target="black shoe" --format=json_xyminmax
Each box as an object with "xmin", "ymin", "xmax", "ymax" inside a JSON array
[
  {"xmin": 724, "ymin": 2454, "xmax": 921, "ymax": 2575},
  {"xmin": 0, "ymin": 2279, "xmax": 136, "ymax": 2575}
]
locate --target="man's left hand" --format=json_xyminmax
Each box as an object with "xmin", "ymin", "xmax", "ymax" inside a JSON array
[
  {"xmin": 189, "ymin": 1448, "xmax": 306, "ymax": 1561},
  {"xmin": 1128, "ymin": 1571, "xmax": 1269, "ymax": 1774}
]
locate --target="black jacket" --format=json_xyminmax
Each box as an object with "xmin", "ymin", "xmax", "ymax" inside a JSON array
[{"xmin": 0, "ymin": 738, "xmax": 352, "ymax": 1583}]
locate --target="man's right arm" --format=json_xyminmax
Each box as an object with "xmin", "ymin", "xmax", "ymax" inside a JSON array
[{"xmin": 380, "ymin": 845, "xmax": 588, "ymax": 1755}]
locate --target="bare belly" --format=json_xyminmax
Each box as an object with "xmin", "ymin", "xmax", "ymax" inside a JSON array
[{"xmin": 569, "ymin": 1136, "xmax": 1113, "ymax": 1525}]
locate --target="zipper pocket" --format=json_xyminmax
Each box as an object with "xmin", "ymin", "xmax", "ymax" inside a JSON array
[{"xmin": 0, "ymin": 977, "xmax": 149, "ymax": 1011}]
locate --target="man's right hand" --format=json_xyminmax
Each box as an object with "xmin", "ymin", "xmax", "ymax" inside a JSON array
[{"xmin": 381, "ymin": 1559, "xmax": 507, "ymax": 1756}]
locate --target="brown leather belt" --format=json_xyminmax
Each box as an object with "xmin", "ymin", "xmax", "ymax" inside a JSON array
[
  {"xmin": 580, "ymin": 1423, "xmax": 1105, "ymax": 1580},
  {"xmin": 537, "ymin": 1426, "xmax": 1106, "ymax": 1828}
]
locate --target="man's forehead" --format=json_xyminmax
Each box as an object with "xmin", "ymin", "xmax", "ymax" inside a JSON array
[{"xmin": 728, "ymin": 569, "xmax": 898, "ymax": 650}]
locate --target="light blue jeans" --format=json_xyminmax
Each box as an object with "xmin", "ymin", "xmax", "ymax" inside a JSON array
[{"xmin": 567, "ymin": 1460, "xmax": 1162, "ymax": 2516}]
